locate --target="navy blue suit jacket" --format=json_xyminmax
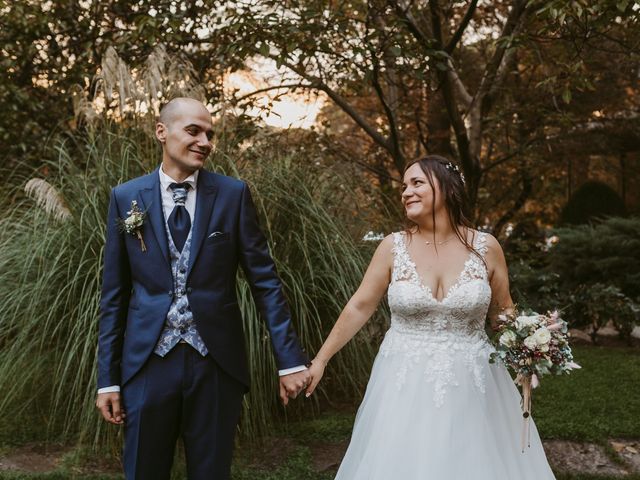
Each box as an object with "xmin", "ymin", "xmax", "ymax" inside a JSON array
[{"xmin": 97, "ymin": 168, "xmax": 308, "ymax": 391}]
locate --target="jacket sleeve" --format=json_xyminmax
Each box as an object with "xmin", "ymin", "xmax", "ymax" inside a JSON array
[
  {"xmin": 97, "ymin": 189, "xmax": 131, "ymax": 388},
  {"xmin": 237, "ymin": 182, "xmax": 308, "ymax": 370}
]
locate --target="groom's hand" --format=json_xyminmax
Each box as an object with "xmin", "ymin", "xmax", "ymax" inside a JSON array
[
  {"xmin": 279, "ymin": 370, "xmax": 311, "ymax": 406},
  {"xmin": 96, "ymin": 392, "xmax": 125, "ymax": 425}
]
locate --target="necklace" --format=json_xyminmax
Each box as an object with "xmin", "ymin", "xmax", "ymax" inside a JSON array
[{"xmin": 424, "ymin": 235, "xmax": 456, "ymax": 245}]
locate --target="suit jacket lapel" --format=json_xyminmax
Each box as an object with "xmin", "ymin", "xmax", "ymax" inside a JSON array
[
  {"xmin": 188, "ymin": 170, "xmax": 218, "ymax": 275},
  {"xmin": 138, "ymin": 169, "xmax": 171, "ymax": 269}
]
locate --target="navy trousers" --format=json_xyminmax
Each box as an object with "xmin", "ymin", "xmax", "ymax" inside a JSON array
[{"xmin": 122, "ymin": 344, "xmax": 245, "ymax": 479}]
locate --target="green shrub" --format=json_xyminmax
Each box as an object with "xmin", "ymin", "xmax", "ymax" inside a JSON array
[
  {"xmin": 560, "ymin": 181, "xmax": 626, "ymax": 225},
  {"xmin": 508, "ymin": 217, "xmax": 640, "ymax": 340},
  {"xmin": 550, "ymin": 217, "xmax": 640, "ymax": 299},
  {"xmin": 568, "ymin": 283, "xmax": 639, "ymax": 344}
]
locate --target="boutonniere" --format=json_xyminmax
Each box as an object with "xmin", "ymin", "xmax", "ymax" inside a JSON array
[{"xmin": 117, "ymin": 200, "xmax": 147, "ymax": 252}]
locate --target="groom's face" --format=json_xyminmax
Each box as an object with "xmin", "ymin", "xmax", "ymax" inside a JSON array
[{"xmin": 157, "ymin": 101, "xmax": 213, "ymax": 173}]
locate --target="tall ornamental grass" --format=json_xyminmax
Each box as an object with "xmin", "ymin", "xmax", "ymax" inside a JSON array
[{"xmin": 0, "ymin": 123, "xmax": 391, "ymax": 447}]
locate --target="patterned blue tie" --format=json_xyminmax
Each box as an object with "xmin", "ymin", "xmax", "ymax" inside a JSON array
[{"xmin": 168, "ymin": 182, "xmax": 191, "ymax": 252}]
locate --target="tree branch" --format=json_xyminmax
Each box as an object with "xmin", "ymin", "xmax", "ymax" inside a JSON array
[
  {"xmin": 445, "ymin": 0, "xmax": 479, "ymax": 54},
  {"xmin": 276, "ymin": 57, "xmax": 393, "ymax": 153},
  {"xmin": 371, "ymin": 61, "xmax": 405, "ymax": 170},
  {"xmin": 388, "ymin": 0, "xmax": 432, "ymax": 48},
  {"xmin": 428, "ymin": 0, "xmax": 475, "ymax": 177},
  {"xmin": 368, "ymin": 7, "xmax": 405, "ymax": 170},
  {"xmin": 446, "ymin": 60, "xmax": 473, "ymax": 109},
  {"xmin": 475, "ymin": 0, "xmax": 530, "ymax": 115},
  {"xmin": 480, "ymin": 135, "xmax": 544, "ymax": 173},
  {"xmin": 232, "ymin": 83, "xmax": 315, "ymax": 103},
  {"xmin": 493, "ymin": 168, "xmax": 533, "ymax": 236}
]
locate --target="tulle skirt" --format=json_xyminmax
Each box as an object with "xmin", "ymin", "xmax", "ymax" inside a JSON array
[{"xmin": 335, "ymin": 342, "xmax": 556, "ymax": 479}]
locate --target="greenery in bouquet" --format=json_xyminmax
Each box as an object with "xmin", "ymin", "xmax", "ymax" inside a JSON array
[{"xmin": 489, "ymin": 310, "xmax": 580, "ymax": 388}]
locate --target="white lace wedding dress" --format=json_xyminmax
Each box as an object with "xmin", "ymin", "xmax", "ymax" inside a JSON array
[{"xmin": 335, "ymin": 231, "xmax": 556, "ymax": 479}]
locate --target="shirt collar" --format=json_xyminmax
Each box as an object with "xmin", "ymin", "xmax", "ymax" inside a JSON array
[{"xmin": 159, "ymin": 165, "xmax": 199, "ymax": 191}]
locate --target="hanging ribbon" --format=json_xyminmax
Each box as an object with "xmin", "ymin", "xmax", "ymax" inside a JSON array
[{"xmin": 520, "ymin": 375, "xmax": 532, "ymax": 452}]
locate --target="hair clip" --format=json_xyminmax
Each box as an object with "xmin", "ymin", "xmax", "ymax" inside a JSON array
[{"xmin": 444, "ymin": 162, "xmax": 466, "ymax": 185}]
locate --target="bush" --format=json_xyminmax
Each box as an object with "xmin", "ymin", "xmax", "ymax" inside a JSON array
[
  {"xmin": 508, "ymin": 217, "xmax": 640, "ymax": 341},
  {"xmin": 549, "ymin": 217, "xmax": 640, "ymax": 299},
  {"xmin": 560, "ymin": 181, "xmax": 626, "ymax": 225},
  {"xmin": 568, "ymin": 283, "xmax": 639, "ymax": 344}
]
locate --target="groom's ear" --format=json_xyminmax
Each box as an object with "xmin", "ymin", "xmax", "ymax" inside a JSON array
[{"xmin": 155, "ymin": 122, "xmax": 167, "ymax": 144}]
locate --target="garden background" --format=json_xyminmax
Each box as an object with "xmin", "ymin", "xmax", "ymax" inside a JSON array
[{"xmin": 0, "ymin": 1, "xmax": 639, "ymax": 478}]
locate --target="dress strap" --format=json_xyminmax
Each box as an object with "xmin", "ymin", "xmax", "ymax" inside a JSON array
[
  {"xmin": 473, "ymin": 231, "xmax": 489, "ymax": 258},
  {"xmin": 391, "ymin": 232, "xmax": 417, "ymax": 283}
]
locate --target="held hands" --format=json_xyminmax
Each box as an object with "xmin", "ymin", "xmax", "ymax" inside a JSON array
[
  {"xmin": 305, "ymin": 358, "xmax": 327, "ymax": 398},
  {"xmin": 96, "ymin": 392, "xmax": 125, "ymax": 425},
  {"xmin": 279, "ymin": 358, "xmax": 327, "ymax": 405},
  {"xmin": 279, "ymin": 369, "xmax": 312, "ymax": 406}
]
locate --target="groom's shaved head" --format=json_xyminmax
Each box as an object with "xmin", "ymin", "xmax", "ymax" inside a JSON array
[{"xmin": 159, "ymin": 97, "xmax": 210, "ymax": 126}]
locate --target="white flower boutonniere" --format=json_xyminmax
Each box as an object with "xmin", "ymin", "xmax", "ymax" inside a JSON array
[{"xmin": 117, "ymin": 200, "xmax": 147, "ymax": 252}]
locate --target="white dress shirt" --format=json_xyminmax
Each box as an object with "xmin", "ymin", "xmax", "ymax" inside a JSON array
[{"xmin": 97, "ymin": 166, "xmax": 305, "ymax": 395}]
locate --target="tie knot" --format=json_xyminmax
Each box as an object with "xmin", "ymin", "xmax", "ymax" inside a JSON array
[{"xmin": 169, "ymin": 182, "xmax": 191, "ymax": 205}]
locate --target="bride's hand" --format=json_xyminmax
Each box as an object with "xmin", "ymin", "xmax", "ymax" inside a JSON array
[{"xmin": 305, "ymin": 358, "xmax": 327, "ymax": 398}]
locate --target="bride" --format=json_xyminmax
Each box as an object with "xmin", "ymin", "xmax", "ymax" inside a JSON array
[{"xmin": 305, "ymin": 156, "xmax": 556, "ymax": 479}]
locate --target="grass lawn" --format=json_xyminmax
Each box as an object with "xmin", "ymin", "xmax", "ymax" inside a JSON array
[
  {"xmin": 1, "ymin": 345, "xmax": 638, "ymax": 480},
  {"xmin": 533, "ymin": 345, "xmax": 640, "ymax": 442}
]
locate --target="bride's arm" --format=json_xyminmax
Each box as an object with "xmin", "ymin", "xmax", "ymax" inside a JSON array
[
  {"xmin": 484, "ymin": 233, "xmax": 515, "ymax": 330},
  {"xmin": 305, "ymin": 235, "xmax": 393, "ymax": 396}
]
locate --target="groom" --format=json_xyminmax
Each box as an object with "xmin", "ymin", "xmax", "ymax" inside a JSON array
[{"xmin": 96, "ymin": 97, "xmax": 310, "ymax": 479}]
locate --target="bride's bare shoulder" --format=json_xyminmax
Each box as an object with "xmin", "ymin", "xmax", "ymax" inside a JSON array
[
  {"xmin": 377, "ymin": 233, "xmax": 396, "ymax": 253},
  {"xmin": 482, "ymin": 232, "xmax": 502, "ymax": 251}
]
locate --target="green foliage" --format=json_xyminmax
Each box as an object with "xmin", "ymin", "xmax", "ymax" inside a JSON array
[
  {"xmin": 0, "ymin": 125, "xmax": 146, "ymax": 448},
  {"xmin": 569, "ymin": 283, "xmax": 639, "ymax": 342},
  {"xmin": 509, "ymin": 257, "xmax": 564, "ymax": 313},
  {"xmin": 505, "ymin": 221, "xmax": 563, "ymax": 312},
  {"xmin": 0, "ymin": 1, "xmax": 226, "ymax": 173},
  {"xmin": 561, "ymin": 181, "xmax": 627, "ymax": 225},
  {"xmin": 550, "ymin": 217, "xmax": 640, "ymax": 299},
  {"xmin": 509, "ymin": 217, "xmax": 640, "ymax": 339},
  {"xmin": 0, "ymin": 121, "xmax": 390, "ymax": 447}
]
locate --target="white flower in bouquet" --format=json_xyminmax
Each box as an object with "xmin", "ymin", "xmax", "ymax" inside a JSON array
[
  {"xmin": 532, "ymin": 327, "xmax": 551, "ymax": 346},
  {"xmin": 523, "ymin": 335, "xmax": 538, "ymax": 350},
  {"xmin": 499, "ymin": 330, "xmax": 517, "ymax": 348},
  {"xmin": 515, "ymin": 314, "xmax": 540, "ymax": 331}
]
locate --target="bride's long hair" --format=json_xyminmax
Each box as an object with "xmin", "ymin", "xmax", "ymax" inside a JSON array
[{"xmin": 403, "ymin": 155, "xmax": 482, "ymax": 260}]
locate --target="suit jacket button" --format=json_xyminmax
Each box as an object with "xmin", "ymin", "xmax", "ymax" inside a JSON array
[
  {"xmin": 167, "ymin": 291, "xmax": 173, "ymax": 297},
  {"xmin": 187, "ymin": 287, "xmax": 193, "ymax": 293}
]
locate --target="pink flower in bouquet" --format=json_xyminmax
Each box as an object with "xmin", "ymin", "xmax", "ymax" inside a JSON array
[{"xmin": 531, "ymin": 374, "xmax": 540, "ymax": 389}]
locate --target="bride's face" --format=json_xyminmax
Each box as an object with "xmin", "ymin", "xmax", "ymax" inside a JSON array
[{"xmin": 402, "ymin": 163, "xmax": 443, "ymax": 221}]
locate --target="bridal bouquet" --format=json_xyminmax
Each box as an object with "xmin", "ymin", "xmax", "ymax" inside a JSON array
[{"xmin": 489, "ymin": 310, "xmax": 580, "ymax": 449}]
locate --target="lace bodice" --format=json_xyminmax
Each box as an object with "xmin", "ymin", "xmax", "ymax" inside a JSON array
[{"xmin": 379, "ymin": 231, "xmax": 494, "ymax": 405}]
